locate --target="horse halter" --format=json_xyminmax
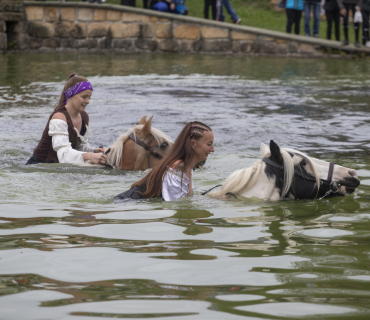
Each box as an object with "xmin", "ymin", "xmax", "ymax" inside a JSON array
[
  {"xmin": 128, "ymin": 132, "xmax": 163, "ymax": 169},
  {"xmin": 262, "ymin": 156, "xmax": 339, "ymax": 200}
]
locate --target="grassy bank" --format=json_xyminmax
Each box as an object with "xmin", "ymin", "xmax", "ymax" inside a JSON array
[{"xmin": 74, "ymin": 0, "xmax": 358, "ymax": 43}]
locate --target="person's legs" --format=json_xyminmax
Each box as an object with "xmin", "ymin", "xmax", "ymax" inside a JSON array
[
  {"xmin": 204, "ymin": 0, "xmax": 210, "ymax": 19},
  {"xmin": 333, "ymin": 10, "xmax": 341, "ymax": 41},
  {"xmin": 286, "ymin": 9, "xmax": 294, "ymax": 34},
  {"xmin": 222, "ymin": 0, "xmax": 239, "ymax": 22},
  {"xmin": 362, "ymin": 10, "xmax": 370, "ymax": 45},
  {"xmin": 304, "ymin": 2, "xmax": 311, "ymax": 35},
  {"xmin": 211, "ymin": 0, "xmax": 217, "ymax": 20},
  {"xmin": 343, "ymin": 2, "xmax": 350, "ymax": 43},
  {"xmin": 143, "ymin": 0, "xmax": 148, "ymax": 8},
  {"xmin": 294, "ymin": 10, "xmax": 303, "ymax": 35},
  {"xmin": 350, "ymin": 4, "xmax": 360, "ymax": 43},
  {"xmin": 313, "ymin": 3, "xmax": 321, "ymax": 37},
  {"xmin": 326, "ymin": 10, "xmax": 333, "ymax": 40}
]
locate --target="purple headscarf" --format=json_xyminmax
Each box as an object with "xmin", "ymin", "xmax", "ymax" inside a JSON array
[{"xmin": 63, "ymin": 81, "xmax": 93, "ymax": 105}]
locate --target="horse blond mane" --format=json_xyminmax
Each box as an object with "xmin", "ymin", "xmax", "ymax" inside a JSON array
[
  {"xmin": 107, "ymin": 125, "xmax": 172, "ymax": 168},
  {"xmin": 210, "ymin": 147, "xmax": 320, "ymax": 200}
]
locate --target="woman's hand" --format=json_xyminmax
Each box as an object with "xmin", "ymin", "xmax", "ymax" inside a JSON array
[
  {"xmin": 340, "ymin": 8, "xmax": 347, "ymax": 16},
  {"xmin": 94, "ymin": 148, "xmax": 105, "ymax": 153},
  {"xmin": 82, "ymin": 152, "xmax": 107, "ymax": 164}
]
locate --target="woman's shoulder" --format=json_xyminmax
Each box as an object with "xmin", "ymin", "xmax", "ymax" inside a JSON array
[
  {"xmin": 51, "ymin": 112, "xmax": 67, "ymax": 122},
  {"xmin": 170, "ymin": 160, "xmax": 184, "ymax": 170}
]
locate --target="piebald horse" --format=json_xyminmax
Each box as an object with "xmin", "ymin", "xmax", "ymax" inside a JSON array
[
  {"xmin": 106, "ymin": 116, "xmax": 173, "ymax": 170},
  {"xmin": 209, "ymin": 140, "xmax": 360, "ymax": 201}
]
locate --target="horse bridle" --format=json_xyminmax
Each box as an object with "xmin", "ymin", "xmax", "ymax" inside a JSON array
[
  {"xmin": 128, "ymin": 132, "xmax": 163, "ymax": 169},
  {"xmin": 262, "ymin": 156, "xmax": 339, "ymax": 200}
]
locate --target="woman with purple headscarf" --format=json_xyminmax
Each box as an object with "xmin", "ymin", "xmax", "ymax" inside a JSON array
[{"xmin": 26, "ymin": 73, "xmax": 107, "ymax": 165}]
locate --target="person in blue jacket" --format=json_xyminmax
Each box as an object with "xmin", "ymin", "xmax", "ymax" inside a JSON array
[
  {"xmin": 153, "ymin": 0, "xmax": 188, "ymax": 15},
  {"xmin": 286, "ymin": 0, "xmax": 304, "ymax": 35},
  {"xmin": 304, "ymin": 0, "xmax": 322, "ymax": 37}
]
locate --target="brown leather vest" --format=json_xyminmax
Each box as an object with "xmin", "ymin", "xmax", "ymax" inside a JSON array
[{"xmin": 33, "ymin": 105, "xmax": 89, "ymax": 163}]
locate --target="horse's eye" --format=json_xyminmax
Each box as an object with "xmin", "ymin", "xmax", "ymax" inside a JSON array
[
  {"xmin": 300, "ymin": 160, "xmax": 307, "ymax": 167},
  {"xmin": 160, "ymin": 141, "xmax": 168, "ymax": 149}
]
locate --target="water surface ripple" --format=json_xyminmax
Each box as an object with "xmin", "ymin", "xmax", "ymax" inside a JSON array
[{"xmin": 0, "ymin": 54, "xmax": 370, "ymax": 320}]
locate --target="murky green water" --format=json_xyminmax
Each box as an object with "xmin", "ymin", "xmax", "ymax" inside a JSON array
[{"xmin": 0, "ymin": 53, "xmax": 370, "ymax": 319}]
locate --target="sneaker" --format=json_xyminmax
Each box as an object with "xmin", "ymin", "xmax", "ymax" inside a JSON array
[
  {"xmin": 366, "ymin": 41, "xmax": 370, "ymax": 48},
  {"xmin": 305, "ymin": 34, "xmax": 310, "ymax": 37},
  {"xmin": 342, "ymin": 39, "xmax": 349, "ymax": 46},
  {"xmin": 313, "ymin": 34, "xmax": 319, "ymax": 38},
  {"xmin": 233, "ymin": 18, "xmax": 241, "ymax": 24},
  {"xmin": 355, "ymin": 41, "xmax": 361, "ymax": 47},
  {"xmin": 217, "ymin": 19, "xmax": 225, "ymax": 22}
]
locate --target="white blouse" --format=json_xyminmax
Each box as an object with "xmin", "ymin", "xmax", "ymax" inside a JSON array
[
  {"xmin": 162, "ymin": 167, "xmax": 194, "ymax": 201},
  {"xmin": 48, "ymin": 119, "xmax": 95, "ymax": 163}
]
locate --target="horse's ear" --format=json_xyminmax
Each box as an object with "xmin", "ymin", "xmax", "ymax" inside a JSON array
[
  {"xmin": 270, "ymin": 140, "xmax": 283, "ymax": 165},
  {"xmin": 260, "ymin": 143, "xmax": 270, "ymax": 157},
  {"xmin": 139, "ymin": 116, "xmax": 147, "ymax": 125},
  {"xmin": 141, "ymin": 116, "xmax": 153, "ymax": 137}
]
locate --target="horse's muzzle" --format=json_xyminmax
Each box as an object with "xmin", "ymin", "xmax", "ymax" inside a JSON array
[{"xmin": 338, "ymin": 177, "xmax": 360, "ymax": 195}]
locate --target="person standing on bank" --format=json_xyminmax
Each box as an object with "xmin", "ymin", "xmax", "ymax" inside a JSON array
[
  {"xmin": 115, "ymin": 121, "xmax": 214, "ymax": 201},
  {"xmin": 26, "ymin": 73, "xmax": 107, "ymax": 165},
  {"xmin": 361, "ymin": 0, "xmax": 370, "ymax": 46},
  {"xmin": 324, "ymin": 0, "xmax": 346, "ymax": 40},
  {"xmin": 338, "ymin": 0, "xmax": 363, "ymax": 46},
  {"xmin": 304, "ymin": 0, "xmax": 322, "ymax": 37},
  {"xmin": 204, "ymin": 0, "xmax": 217, "ymax": 20},
  {"xmin": 286, "ymin": 0, "xmax": 304, "ymax": 35}
]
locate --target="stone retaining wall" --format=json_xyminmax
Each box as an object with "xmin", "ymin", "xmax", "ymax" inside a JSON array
[{"xmin": 1, "ymin": 1, "xmax": 370, "ymax": 56}]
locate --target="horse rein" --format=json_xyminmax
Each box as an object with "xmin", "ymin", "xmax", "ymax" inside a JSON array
[
  {"xmin": 128, "ymin": 132, "xmax": 163, "ymax": 169},
  {"xmin": 262, "ymin": 157, "xmax": 339, "ymax": 200}
]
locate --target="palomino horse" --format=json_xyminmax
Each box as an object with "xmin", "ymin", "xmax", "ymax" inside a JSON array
[
  {"xmin": 106, "ymin": 116, "xmax": 173, "ymax": 170},
  {"xmin": 209, "ymin": 140, "xmax": 360, "ymax": 201}
]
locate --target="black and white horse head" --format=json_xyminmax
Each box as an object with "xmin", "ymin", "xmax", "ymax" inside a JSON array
[{"xmin": 209, "ymin": 140, "xmax": 360, "ymax": 201}]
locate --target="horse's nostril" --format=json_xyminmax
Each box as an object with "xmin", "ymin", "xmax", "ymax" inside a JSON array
[{"xmin": 348, "ymin": 169, "xmax": 358, "ymax": 178}]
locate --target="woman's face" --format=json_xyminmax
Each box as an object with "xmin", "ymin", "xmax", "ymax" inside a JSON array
[
  {"xmin": 192, "ymin": 130, "xmax": 215, "ymax": 162},
  {"xmin": 69, "ymin": 90, "xmax": 92, "ymax": 113}
]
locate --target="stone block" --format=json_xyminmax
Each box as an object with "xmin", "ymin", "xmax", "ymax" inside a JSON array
[
  {"xmin": 29, "ymin": 37, "xmax": 43, "ymax": 49},
  {"xmin": 122, "ymin": 12, "xmax": 142, "ymax": 22},
  {"xmin": 178, "ymin": 40, "xmax": 192, "ymax": 52},
  {"xmin": 240, "ymin": 41, "xmax": 253, "ymax": 53},
  {"xmin": 300, "ymin": 43, "xmax": 314, "ymax": 54},
  {"xmin": 61, "ymin": 38, "xmax": 80, "ymax": 48},
  {"xmin": 0, "ymin": 33, "xmax": 6, "ymax": 50},
  {"xmin": 156, "ymin": 23, "xmax": 172, "ymax": 38},
  {"xmin": 45, "ymin": 7, "xmax": 59, "ymax": 22},
  {"xmin": 201, "ymin": 27, "xmax": 228, "ymax": 39},
  {"xmin": 94, "ymin": 9, "xmax": 106, "ymax": 21},
  {"xmin": 277, "ymin": 42, "xmax": 287, "ymax": 54},
  {"xmin": 71, "ymin": 23, "xmax": 86, "ymax": 39},
  {"xmin": 110, "ymin": 23, "xmax": 128, "ymax": 38},
  {"xmin": 288, "ymin": 41, "xmax": 299, "ymax": 53},
  {"xmin": 78, "ymin": 8, "xmax": 93, "ymax": 21},
  {"xmin": 231, "ymin": 31, "xmax": 257, "ymax": 41},
  {"xmin": 135, "ymin": 39, "xmax": 157, "ymax": 51},
  {"xmin": 258, "ymin": 41, "xmax": 277, "ymax": 54},
  {"xmin": 88, "ymin": 22, "xmax": 110, "ymax": 38},
  {"xmin": 260, "ymin": 36, "xmax": 275, "ymax": 41},
  {"xmin": 159, "ymin": 18, "xmax": 170, "ymax": 22},
  {"xmin": 276, "ymin": 39, "xmax": 286, "ymax": 43},
  {"xmin": 113, "ymin": 38, "xmax": 134, "ymax": 50},
  {"xmin": 142, "ymin": 24, "xmax": 155, "ymax": 38},
  {"xmin": 158, "ymin": 39, "xmax": 178, "ymax": 51},
  {"xmin": 44, "ymin": 38, "xmax": 61, "ymax": 48},
  {"xmin": 200, "ymin": 39, "xmax": 232, "ymax": 52},
  {"xmin": 107, "ymin": 10, "xmax": 121, "ymax": 21},
  {"xmin": 28, "ymin": 22, "xmax": 54, "ymax": 38},
  {"xmin": 97, "ymin": 37, "xmax": 111, "ymax": 49},
  {"xmin": 232, "ymin": 40, "xmax": 240, "ymax": 52},
  {"xmin": 174, "ymin": 25, "xmax": 199, "ymax": 40},
  {"xmin": 55, "ymin": 22, "xmax": 73, "ymax": 38},
  {"xmin": 141, "ymin": 15, "xmax": 150, "ymax": 23},
  {"xmin": 16, "ymin": 33, "xmax": 29, "ymax": 50},
  {"xmin": 192, "ymin": 40, "xmax": 202, "ymax": 52},
  {"xmin": 61, "ymin": 7, "xmax": 75, "ymax": 22},
  {"xmin": 128, "ymin": 24, "xmax": 141, "ymax": 37},
  {"xmin": 14, "ymin": 21, "xmax": 28, "ymax": 34},
  {"xmin": 151, "ymin": 17, "xmax": 158, "ymax": 23},
  {"xmin": 26, "ymin": 6, "xmax": 43, "ymax": 21},
  {"xmin": 79, "ymin": 38, "xmax": 98, "ymax": 48},
  {"xmin": 0, "ymin": 21, "xmax": 6, "ymax": 33}
]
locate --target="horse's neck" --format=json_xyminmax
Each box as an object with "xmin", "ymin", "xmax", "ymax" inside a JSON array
[{"xmin": 238, "ymin": 172, "xmax": 281, "ymax": 200}]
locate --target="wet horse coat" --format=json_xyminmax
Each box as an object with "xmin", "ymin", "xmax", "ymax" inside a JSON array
[{"xmin": 209, "ymin": 140, "xmax": 360, "ymax": 201}]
